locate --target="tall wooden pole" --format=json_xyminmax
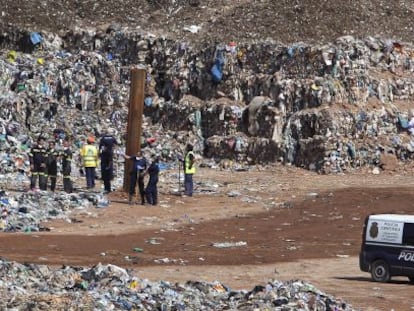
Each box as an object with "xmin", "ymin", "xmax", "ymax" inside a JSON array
[{"xmin": 123, "ymin": 68, "xmax": 146, "ymax": 192}]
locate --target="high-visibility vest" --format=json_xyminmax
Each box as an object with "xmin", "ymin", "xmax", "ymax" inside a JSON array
[
  {"xmin": 81, "ymin": 144, "xmax": 98, "ymax": 167},
  {"xmin": 184, "ymin": 151, "xmax": 196, "ymax": 174}
]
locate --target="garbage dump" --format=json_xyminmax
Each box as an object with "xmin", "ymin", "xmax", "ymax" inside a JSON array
[
  {"xmin": 0, "ymin": 259, "xmax": 355, "ymax": 310},
  {"xmin": 0, "ymin": 1, "xmax": 412, "ymax": 309},
  {"xmin": 1, "ymin": 28, "xmax": 414, "ymax": 174}
]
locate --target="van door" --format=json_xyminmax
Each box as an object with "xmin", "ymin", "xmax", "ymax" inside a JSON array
[
  {"xmin": 364, "ymin": 218, "xmax": 403, "ymax": 277},
  {"xmin": 401, "ymin": 223, "xmax": 414, "ymax": 278}
]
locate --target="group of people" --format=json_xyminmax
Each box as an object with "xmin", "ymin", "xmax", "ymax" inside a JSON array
[
  {"xmin": 28, "ymin": 130, "xmax": 196, "ymax": 203},
  {"xmin": 28, "ymin": 129, "xmax": 115, "ymax": 194},
  {"xmin": 125, "ymin": 151, "xmax": 160, "ymax": 205},
  {"xmin": 124, "ymin": 143, "xmax": 196, "ymax": 205},
  {"xmin": 28, "ymin": 135, "xmax": 73, "ymax": 193},
  {"xmin": 79, "ymin": 130, "xmax": 118, "ymax": 193},
  {"xmin": 77, "ymin": 130, "xmax": 161, "ymax": 205}
]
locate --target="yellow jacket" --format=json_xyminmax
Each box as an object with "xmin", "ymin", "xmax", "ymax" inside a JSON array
[
  {"xmin": 80, "ymin": 144, "xmax": 99, "ymax": 168},
  {"xmin": 185, "ymin": 151, "xmax": 196, "ymax": 174}
]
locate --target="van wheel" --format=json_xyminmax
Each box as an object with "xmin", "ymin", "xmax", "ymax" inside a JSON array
[{"xmin": 371, "ymin": 260, "xmax": 390, "ymax": 282}]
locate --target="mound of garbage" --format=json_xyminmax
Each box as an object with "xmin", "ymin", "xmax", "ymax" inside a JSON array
[
  {"xmin": 0, "ymin": 259, "xmax": 355, "ymax": 310},
  {"xmin": 1, "ymin": 27, "xmax": 414, "ymax": 174}
]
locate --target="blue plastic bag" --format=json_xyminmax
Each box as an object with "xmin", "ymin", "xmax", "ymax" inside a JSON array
[
  {"xmin": 211, "ymin": 64, "xmax": 223, "ymax": 82},
  {"xmin": 30, "ymin": 32, "xmax": 42, "ymax": 45},
  {"xmin": 211, "ymin": 50, "xmax": 226, "ymax": 82}
]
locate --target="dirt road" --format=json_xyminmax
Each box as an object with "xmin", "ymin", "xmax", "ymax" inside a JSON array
[{"xmin": 1, "ymin": 166, "xmax": 414, "ymax": 310}]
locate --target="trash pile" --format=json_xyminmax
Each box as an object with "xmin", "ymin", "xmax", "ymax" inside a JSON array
[
  {"xmin": 1, "ymin": 28, "xmax": 414, "ymax": 174},
  {"xmin": 0, "ymin": 189, "xmax": 107, "ymax": 232},
  {"xmin": 0, "ymin": 259, "xmax": 355, "ymax": 310}
]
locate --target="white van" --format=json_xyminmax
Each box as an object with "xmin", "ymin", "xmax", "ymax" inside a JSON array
[{"xmin": 360, "ymin": 214, "xmax": 414, "ymax": 282}]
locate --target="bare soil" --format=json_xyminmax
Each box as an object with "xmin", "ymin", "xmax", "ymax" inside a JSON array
[
  {"xmin": 1, "ymin": 166, "xmax": 414, "ymax": 310},
  {"xmin": 2, "ymin": 0, "xmax": 414, "ymax": 45}
]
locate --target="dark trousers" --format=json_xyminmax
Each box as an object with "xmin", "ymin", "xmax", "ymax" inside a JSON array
[
  {"xmin": 62, "ymin": 165, "xmax": 72, "ymax": 193},
  {"xmin": 63, "ymin": 175, "xmax": 73, "ymax": 193},
  {"xmin": 146, "ymin": 178, "xmax": 158, "ymax": 205},
  {"xmin": 184, "ymin": 173, "xmax": 193, "ymax": 196},
  {"xmin": 48, "ymin": 165, "xmax": 57, "ymax": 192},
  {"xmin": 130, "ymin": 172, "xmax": 145, "ymax": 203},
  {"xmin": 31, "ymin": 167, "xmax": 47, "ymax": 191},
  {"xmin": 101, "ymin": 168, "xmax": 113, "ymax": 192},
  {"xmin": 85, "ymin": 167, "xmax": 96, "ymax": 189},
  {"xmin": 49, "ymin": 175, "xmax": 57, "ymax": 192}
]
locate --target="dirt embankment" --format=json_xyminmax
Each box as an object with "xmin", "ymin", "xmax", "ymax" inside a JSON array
[{"xmin": 1, "ymin": 0, "xmax": 414, "ymax": 45}]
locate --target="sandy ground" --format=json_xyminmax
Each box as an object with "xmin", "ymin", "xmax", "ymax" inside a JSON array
[{"xmin": 1, "ymin": 165, "xmax": 414, "ymax": 310}]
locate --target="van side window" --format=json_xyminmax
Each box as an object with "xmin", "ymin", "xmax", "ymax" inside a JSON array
[{"xmin": 402, "ymin": 223, "xmax": 414, "ymax": 246}]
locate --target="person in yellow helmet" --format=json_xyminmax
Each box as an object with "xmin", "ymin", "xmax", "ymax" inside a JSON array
[{"xmin": 80, "ymin": 136, "xmax": 99, "ymax": 189}]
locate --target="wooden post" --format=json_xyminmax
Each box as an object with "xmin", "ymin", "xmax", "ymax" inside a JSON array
[{"xmin": 123, "ymin": 68, "xmax": 146, "ymax": 192}]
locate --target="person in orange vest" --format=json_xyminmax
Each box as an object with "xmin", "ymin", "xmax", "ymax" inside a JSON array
[{"xmin": 80, "ymin": 136, "xmax": 99, "ymax": 189}]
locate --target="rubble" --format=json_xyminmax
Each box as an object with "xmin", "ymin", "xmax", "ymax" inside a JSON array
[{"xmin": 0, "ymin": 259, "xmax": 356, "ymax": 310}]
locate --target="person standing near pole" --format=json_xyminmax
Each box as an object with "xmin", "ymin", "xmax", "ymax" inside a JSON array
[
  {"xmin": 100, "ymin": 144, "xmax": 114, "ymax": 194},
  {"xmin": 99, "ymin": 128, "xmax": 117, "ymax": 152},
  {"xmin": 146, "ymin": 156, "xmax": 160, "ymax": 205},
  {"xmin": 183, "ymin": 143, "xmax": 195, "ymax": 197},
  {"xmin": 99, "ymin": 128, "xmax": 117, "ymax": 194},
  {"xmin": 80, "ymin": 136, "xmax": 99, "ymax": 189},
  {"xmin": 124, "ymin": 151, "xmax": 147, "ymax": 205}
]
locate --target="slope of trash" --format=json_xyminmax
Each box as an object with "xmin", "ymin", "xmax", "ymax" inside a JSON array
[
  {"xmin": 1, "ymin": 29, "xmax": 414, "ymax": 174},
  {"xmin": 0, "ymin": 259, "xmax": 355, "ymax": 310}
]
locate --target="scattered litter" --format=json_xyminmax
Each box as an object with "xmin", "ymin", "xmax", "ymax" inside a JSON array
[
  {"xmin": 212, "ymin": 241, "xmax": 247, "ymax": 248},
  {"xmin": 336, "ymin": 254, "xmax": 350, "ymax": 258}
]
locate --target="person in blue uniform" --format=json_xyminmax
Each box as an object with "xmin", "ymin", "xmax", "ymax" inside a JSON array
[{"xmin": 145, "ymin": 156, "xmax": 160, "ymax": 206}]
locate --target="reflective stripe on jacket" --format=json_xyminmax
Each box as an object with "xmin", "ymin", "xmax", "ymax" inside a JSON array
[
  {"xmin": 29, "ymin": 146, "xmax": 48, "ymax": 166},
  {"xmin": 80, "ymin": 144, "xmax": 98, "ymax": 167},
  {"xmin": 185, "ymin": 151, "xmax": 196, "ymax": 174}
]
